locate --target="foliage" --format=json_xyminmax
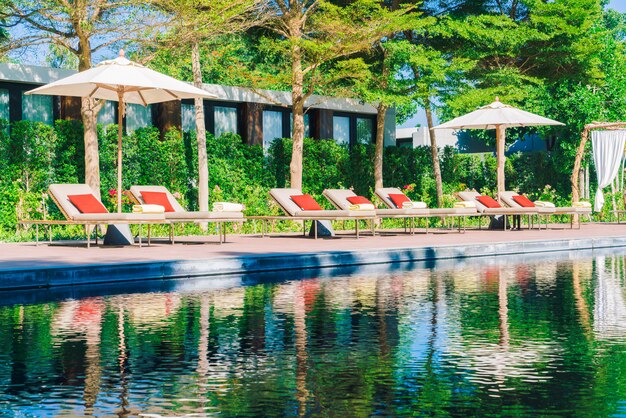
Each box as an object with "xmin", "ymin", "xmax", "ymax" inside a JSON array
[{"xmin": 0, "ymin": 117, "xmax": 615, "ymax": 241}]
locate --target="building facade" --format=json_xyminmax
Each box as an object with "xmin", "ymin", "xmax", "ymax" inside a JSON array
[{"xmin": 0, "ymin": 62, "xmax": 395, "ymax": 147}]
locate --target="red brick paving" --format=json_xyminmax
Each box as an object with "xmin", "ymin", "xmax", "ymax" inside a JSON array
[{"xmin": 0, "ymin": 222, "xmax": 624, "ymax": 270}]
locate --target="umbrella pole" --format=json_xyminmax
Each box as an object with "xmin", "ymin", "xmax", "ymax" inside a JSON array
[
  {"xmin": 117, "ymin": 92, "xmax": 123, "ymax": 213},
  {"xmin": 496, "ymin": 125, "xmax": 506, "ymax": 199}
]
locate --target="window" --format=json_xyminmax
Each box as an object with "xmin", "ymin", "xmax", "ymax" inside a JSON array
[
  {"xmin": 181, "ymin": 103, "xmax": 196, "ymax": 132},
  {"xmin": 356, "ymin": 117, "xmax": 373, "ymax": 144},
  {"xmin": 0, "ymin": 89, "xmax": 9, "ymax": 122},
  {"xmin": 98, "ymin": 100, "xmax": 116, "ymax": 126},
  {"xmin": 126, "ymin": 103, "xmax": 151, "ymax": 133},
  {"xmin": 263, "ymin": 110, "xmax": 283, "ymax": 149},
  {"xmin": 290, "ymin": 113, "xmax": 310, "ymax": 138},
  {"xmin": 214, "ymin": 106, "xmax": 238, "ymax": 137},
  {"xmin": 333, "ymin": 115, "xmax": 350, "ymax": 145},
  {"xmin": 22, "ymin": 93, "xmax": 53, "ymax": 125}
]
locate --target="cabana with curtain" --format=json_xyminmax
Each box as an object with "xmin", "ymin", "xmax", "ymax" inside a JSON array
[
  {"xmin": 571, "ymin": 122, "xmax": 626, "ymax": 213},
  {"xmin": 591, "ymin": 130, "xmax": 626, "ymax": 211}
]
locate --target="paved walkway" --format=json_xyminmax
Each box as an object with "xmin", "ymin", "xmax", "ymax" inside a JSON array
[{"xmin": 1, "ymin": 222, "xmax": 624, "ymax": 271}]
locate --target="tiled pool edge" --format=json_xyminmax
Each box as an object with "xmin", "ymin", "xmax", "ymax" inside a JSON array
[{"xmin": 2, "ymin": 235, "xmax": 626, "ymax": 291}]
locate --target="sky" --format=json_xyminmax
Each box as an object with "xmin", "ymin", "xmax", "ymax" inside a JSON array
[{"xmin": 608, "ymin": 0, "xmax": 626, "ymax": 13}]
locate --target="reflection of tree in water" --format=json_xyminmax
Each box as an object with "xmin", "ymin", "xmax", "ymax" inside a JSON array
[{"xmin": 3, "ymin": 255, "xmax": 626, "ymax": 416}]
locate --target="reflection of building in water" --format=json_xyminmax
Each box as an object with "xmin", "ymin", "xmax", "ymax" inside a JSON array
[{"xmin": 594, "ymin": 256, "xmax": 626, "ymax": 340}]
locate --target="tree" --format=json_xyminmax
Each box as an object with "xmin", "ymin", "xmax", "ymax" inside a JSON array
[
  {"xmin": 353, "ymin": 40, "xmax": 419, "ymax": 190},
  {"xmin": 262, "ymin": 0, "xmax": 416, "ymax": 189},
  {"xmin": 149, "ymin": 0, "xmax": 265, "ymax": 222},
  {"xmin": 2, "ymin": 1, "xmax": 160, "ymax": 197}
]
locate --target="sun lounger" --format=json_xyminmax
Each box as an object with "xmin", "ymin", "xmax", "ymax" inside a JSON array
[
  {"xmin": 324, "ymin": 188, "xmax": 431, "ymax": 234},
  {"xmin": 498, "ymin": 191, "xmax": 591, "ymax": 229},
  {"xmin": 374, "ymin": 187, "xmax": 477, "ymax": 232},
  {"xmin": 250, "ymin": 188, "xmax": 376, "ymax": 239},
  {"xmin": 129, "ymin": 185, "xmax": 244, "ymax": 243},
  {"xmin": 19, "ymin": 183, "xmax": 166, "ymax": 247},
  {"xmin": 457, "ymin": 190, "xmax": 537, "ymax": 230}
]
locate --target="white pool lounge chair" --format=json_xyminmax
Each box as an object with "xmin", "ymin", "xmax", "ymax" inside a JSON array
[
  {"xmin": 498, "ymin": 191, "xmax": 591, "ymax": 229},
  {"xmin": 250, "ymin": 188, "xmax": 376, "ymax": 239},
  {"xmin": 324, "ymin": 188, "xmax": 432, "ymax": 234},
  {"xmin": 457, "ymin": 190, "xmax": 538, "ymax": 230},
  {"xmin": 374, "ymin": 187, "xmax": 477, "ymax": 232},
  {"xmin": 129, "ymin": 185, "xmax": 244, "ymax": 243},
  {"xmin": 19, "ymin": 183, "xmax": 165, "ymax": 247}
]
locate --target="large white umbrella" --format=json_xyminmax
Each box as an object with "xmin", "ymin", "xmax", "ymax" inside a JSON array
[
  {"xmin": 26, "ymin": 50, "xmax": 216, "ymax": 212},
  {"xmin": 434, "ymin": 98, "xmax": 564, "ymax": 196}
]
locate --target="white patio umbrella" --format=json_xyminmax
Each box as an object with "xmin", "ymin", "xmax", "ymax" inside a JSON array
[
  {"xmin": 434, "ymin": 98, "xmax": 564, "ymax": 196},
  {"xmin": 26, "ymin": 50, "xmax": 216, "ymax": 212}
]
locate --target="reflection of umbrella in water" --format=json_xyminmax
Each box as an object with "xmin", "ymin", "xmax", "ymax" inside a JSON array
[
  {"xmin": 26, "ymin": 50, "xmax": 216, "ymax": 212},
  {"xmin": 434, "ymin": 98, "xmax": 564, "ymax": 196},
  {"xmin": 448, "ymin": 267, "xmax": 559, "ymax": 388}
]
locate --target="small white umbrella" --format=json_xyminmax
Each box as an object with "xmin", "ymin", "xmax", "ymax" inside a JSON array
[
  {"xmin": 26, "ymin": 50, "xmax": 216, "ymax": 212},
  {"xmin": 434, "ymin": 98, "xmax": 564, "ymax": 196}
]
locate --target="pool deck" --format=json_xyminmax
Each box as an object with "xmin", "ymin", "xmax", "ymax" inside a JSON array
[{"xmin": 1, "ymin": 222, "xmax": 626, "ymax": 290}]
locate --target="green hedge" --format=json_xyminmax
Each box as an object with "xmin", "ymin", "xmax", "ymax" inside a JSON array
[{"xmin": 0, "ymin": 120, "xmax": 598, "ymax": 240}]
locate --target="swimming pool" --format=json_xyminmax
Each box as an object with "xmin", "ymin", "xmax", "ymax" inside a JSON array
[{"xmin": 1, "ymin": 250, "xmax": 625, "ymax": 416}]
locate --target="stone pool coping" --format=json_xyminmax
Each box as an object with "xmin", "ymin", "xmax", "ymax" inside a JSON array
[{"xmin": 1, "ymin": 232, "xmax": 626, "ymax": 291}]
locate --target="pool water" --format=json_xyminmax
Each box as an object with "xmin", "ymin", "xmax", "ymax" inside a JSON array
[{"xmin": 1, "ymin": 252, "xmax": 626, "ymax": 416}]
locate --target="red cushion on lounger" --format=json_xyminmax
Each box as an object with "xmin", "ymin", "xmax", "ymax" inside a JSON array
[
  {"xmin": 512, "ymin": 195, "xmax": 535, "ymax": 207},
  {"xmin": 290, "ymin": 194, "xmax": 322, "ymax": 211},
  {"xmin": 388, "ymin": 193, "xmax": 410, "ymax": 208},
  {"xmin": 141, "ymin": 191, "xmax": 175, "ymax": 212},
  {"xmin": 476, "ymin": 195, "xmax": 501, "ymax": 208},
  {"xmin": 68, "ymin": 194, "xmax": 108, "ymax": 214},
  {"xmin": 347, "ymin": 195, "xmax": 372, "ymax": 205}
]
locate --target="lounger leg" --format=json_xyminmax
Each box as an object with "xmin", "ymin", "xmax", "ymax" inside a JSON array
[
  {"xmin": 35, "ymin": 224, "xmax": 39, "ymax": 246},
  {"xmin": 86, "ymin": 225, "xmax": 90, "ymax": 248},
  {"xmin": 303, "ymin": 220, "xmax": 306, "ymax": 236},
  {"xmin": 147, "ymin": 225, "xmax": 151, "ymax": 246},
  {"xmin": 314, "ymin": 220, "xmax": 318, "ymax": 239}
]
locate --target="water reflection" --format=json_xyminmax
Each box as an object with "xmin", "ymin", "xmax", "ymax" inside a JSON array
[{"xmin": 1, "ymin": 253, "xmax": 625, "ymax": 416}]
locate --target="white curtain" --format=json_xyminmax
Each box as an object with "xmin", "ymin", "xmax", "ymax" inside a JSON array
[{"xmin": 591, "ymin": 130, "xmax": 626, "ymax": 211}]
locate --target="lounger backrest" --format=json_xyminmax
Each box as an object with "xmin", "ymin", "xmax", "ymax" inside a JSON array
[
  {"xmin": 269, "ymin": 188, "xmax": 307, "ymax": 216},
  {"xmin": 322, "ymin": 189, "xmax": 357, "ymax": 210},
  {"xmin": 129, "ymin": 185, "xmax": 186, "ymax": 212},
  {"xmin": 49, "ymin": 183, "xmax": 103, "ymax": 220},
  {"xmin": 457, "ymin": 190, "xmax": 487, "ymax": 211},
  {"xmin": 498, "ymin": 191, "xmax": 520, "ymax": 208},
  {"xmin": 375, "ymin": 187, "xmax": 404, "ymax": 208}
]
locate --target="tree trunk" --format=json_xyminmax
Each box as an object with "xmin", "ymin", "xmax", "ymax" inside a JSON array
[
  {"xmin": 374, "ymin": 103, "xmax": 387, "ymax": 190},
  {"xmin": 82, "ymin": 98, "xmax": 101, "ymax": 199},
  {"xmin": 290, "ymin": 42, "xmax": 305, "ymax": 190},
  {"xmin": 78, "ymin": 39, "xmax": 101, "ymax": 198},
  {"xmin": 496, "ymin": 125, "xmax": 506, "ymax": 198},
  {"xmin": 571, "ymin": 127, "xmax": 589, "ymax": 204},
  {"xmin": 192, "ymin": 41, "xmax": 209, "ymax": 229},
  {"xmin": 425, "ymin": 97, "xmax": 443, "ymax": 207}
]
